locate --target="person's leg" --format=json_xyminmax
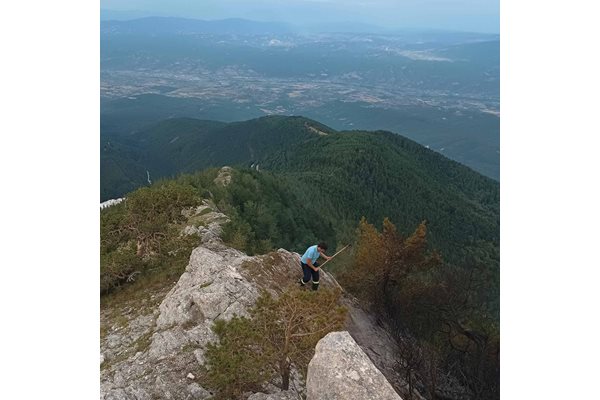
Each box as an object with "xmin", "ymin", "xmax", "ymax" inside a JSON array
[
  {"xmin": 311, "ymin": 262, "xmax": 320, "ymax": 291},
  {"xmin": 300, "ymin": 262, "xmax": 311, "ymax": 286}
]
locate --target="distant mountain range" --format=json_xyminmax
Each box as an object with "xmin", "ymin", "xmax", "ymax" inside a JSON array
[
  {"xmin": 101, "ymin": 19, "xmax": 499, "ymax": 179},
  {"xmin": 101, "ymin": 16, "xmax": 293, "ymax": 35},
  {"xmin": 100, "ymin": 15, "xmax": 500, "ymax": 37}
]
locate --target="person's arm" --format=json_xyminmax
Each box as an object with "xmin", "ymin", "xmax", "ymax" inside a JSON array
[
  {"xmin": 306, "ymin": 258, "xmax": 319, "ymax": 271},
  {"xmin": 319, "ymin": 250, "xmax": 332, "ymax": 261}
]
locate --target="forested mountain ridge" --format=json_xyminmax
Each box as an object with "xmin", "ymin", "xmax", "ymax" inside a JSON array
[
  {"xmin": 102, "ymin": 115, "xmax": 498, "ymax": 266},
  {"xmin": 102, "ymin": 116, "xmax": 330, "ymax": 199},
  {"xmin": 261, "ymin": 127, "xmax": 499, "ymax": 265},
  {"xmin": 102, "ymin": 114, "xmax": 494, "ymax": 200}
]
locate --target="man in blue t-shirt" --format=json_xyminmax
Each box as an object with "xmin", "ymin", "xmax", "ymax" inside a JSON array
[{"xmin": 300, "ymin": 242, "xmax": 331, "ymax": 291}]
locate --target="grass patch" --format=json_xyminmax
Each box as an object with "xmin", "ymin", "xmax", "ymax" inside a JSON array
[
  {"xmin": 101, "ymin": 324, "xmax": 109, "ymax": 340},
  {"xmin": 101, "ymin": 251, "xmax": 191, "ymax": 311},
  {"xmin": 113, "ymin": 315, "xmax": 129, "ymax": 330},
  {"xmin": 199, "ymin": 281, "xmax": 213, "ymax": 289},
  {"xmin": 198, "ymin": 207, "xmax": 213, "ymax": 217},
  {"xmin": 240, "ymin": 251, "xmax": 300, "ymax": 294},
  {"xmin": 182, "ymin": 343, "xmax": 201, "ymax": 353},
  {"xmin": 133, "ymin": 331, "xmax": 154, "ymax": 354},
  {"xmin": 241, "ymin": 260, "xmax": 260, "ymax": 270},
  {"xmin": 187, "ymin": 207, "xmax": 221, "ymax": 227},
  {"xmin": 101, "ymin": 277, "xmax": 171, "ymax": 311}
]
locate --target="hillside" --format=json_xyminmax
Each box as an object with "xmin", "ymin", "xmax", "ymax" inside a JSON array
[
  {"xmin": 102, "ymin": 115, "xmax": 498, "ymax": 265},
  {"xmin": 101, "ymin": 116, "xmax": 333, "ymax": 199},
  {"xmin": 101, "ymin": 167, "xmax": 498, "ymax": 399},
  {"xmin": 101, "ymin": 202, "xmax": 405, "ymax": 399}
]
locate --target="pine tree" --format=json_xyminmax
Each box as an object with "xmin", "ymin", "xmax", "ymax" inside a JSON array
[{"xmin": 204, "ymin": 288, "xmax": 347, "ymax": 398}]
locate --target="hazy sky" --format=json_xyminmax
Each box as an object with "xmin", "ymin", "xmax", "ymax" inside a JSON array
[{"xmin": 101, "ymin": 0, "xmax": 500, "ymax": 33}]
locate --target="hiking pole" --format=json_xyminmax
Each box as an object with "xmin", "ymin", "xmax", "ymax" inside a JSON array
[
  {"xmin": 315, "ymin": 244, "xmax": 351, "ymax": 294},
  {"xmin": 317, "ymin": 244, "xmax": 351, "ymax": 270}
]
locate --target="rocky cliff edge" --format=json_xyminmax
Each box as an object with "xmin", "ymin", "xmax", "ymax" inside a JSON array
[{"xmin": 100, "ymin": 200, "xmax": 404, "ymax": 400}]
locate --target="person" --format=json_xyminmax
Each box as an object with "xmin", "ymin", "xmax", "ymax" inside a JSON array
[{"xmin": 299, "ymin": 242, "xmax": 331, "ymax": 291}]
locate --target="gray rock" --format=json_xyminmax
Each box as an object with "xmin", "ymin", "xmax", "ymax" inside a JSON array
[
  {"xmin": 101, "ymin": 386, "xmax": 151, "ymax": 400},
  {"xmin": 213, "ymin": 166, "xmax": 233, "ymax": 186},
  {"xmin": 198, "ymin": 221, "xmax": 227, "ymax": 245},
  {"xmin": 247, "ymin": 391, "xmax": 298, "ymax": 400},
  {"xmin": 148, "ymin": 246, "xmax": 260, "ymax": 362},
  {"xmin": 181, "ymin": 201, "xmax": 229, "ymax": 240},
  {"xmin": 182, "ymin": 225, "xmax": 200, "ymax": 236},
  {"xmin": 187, "ymin": 383, "xmax": 212, "ymax": 399},
  {"xmin": 101, "ymin": 206, "xmax": 363, "ymax": 400},
  {"xmin": 106, "ymin": 334, "xmax": 121, "ymax": 349},
  {"xmin": 148, "ymin": 327, "xmax": 190, "ymax": 360},
  {"xmin": 306, "ymin": 331, "xmax": 403, "ymax": 400},
  {"xmin": 102, "ymin": 388, "xmax": 128, "ymax": 400}
]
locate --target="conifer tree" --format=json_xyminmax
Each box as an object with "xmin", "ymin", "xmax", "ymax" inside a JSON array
[{"xmin": 204, "ymin": 288, "xmax": 347, "ymax": 399}]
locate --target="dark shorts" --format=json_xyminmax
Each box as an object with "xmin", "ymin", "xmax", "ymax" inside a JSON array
[{"xmin": 301, "ymin": 261, "xmax": 320, "ymax": 284}]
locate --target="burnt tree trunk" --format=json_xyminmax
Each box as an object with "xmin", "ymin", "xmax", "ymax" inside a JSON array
[{"xmin": 280, "ymin": 359, "xmax": 291, "ymax": 390}]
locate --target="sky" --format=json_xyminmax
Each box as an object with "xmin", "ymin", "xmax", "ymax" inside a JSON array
[{"xmin": 100, "ymin": 0, "xmax": 500, "ymax": 33}]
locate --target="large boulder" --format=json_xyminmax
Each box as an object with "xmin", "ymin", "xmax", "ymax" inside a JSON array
[
  {"xmin": 149, "ymin": 245, "xmax": 260, "ymax": 363},
  {"xmin": 306, "ymin": 331, "xmax": 403, "ymax": 400}
]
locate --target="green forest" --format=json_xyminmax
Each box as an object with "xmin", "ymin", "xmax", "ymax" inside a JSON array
[{"xmin": 102, "ymin": 115, "xmax": 498, "ymax": 261}]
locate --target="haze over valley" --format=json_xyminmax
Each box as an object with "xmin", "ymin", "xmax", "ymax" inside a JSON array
[{"xmin": 101, "ymin": 17, "xmax": 500, "ymax": 180}]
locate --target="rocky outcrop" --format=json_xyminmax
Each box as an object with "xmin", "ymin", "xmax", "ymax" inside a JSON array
[
  {"xmin": 247, "ymin": 392, "xmax": 298, "ymax": 400},
  {"xmin": 180, "ymin": 200, "xmax": 229, "ymax": 241},
  {"xmin": 213, "ymin": 166, "xmax": 233, "ymax": 186},
  {"xmin": 101, "ymin": 245, "xmax": 304, "ymax": 398},
  {"xmin": 341, "ymin": 296, "xmax": 426, "ymax": 399},
  {"xmin": 101, "ymin": 199, "xmax": 408, "ymax": 400},
  {"xmin": 306, "ymin": 331, "xmax": 403, "ymax": 400},
  {"xmin": 101, "ymin": 202, "xmax": 316, "ymax": 399},
  {"xmin": 149, "ymin": 244, "xmax": 262, "ymax": 364}
]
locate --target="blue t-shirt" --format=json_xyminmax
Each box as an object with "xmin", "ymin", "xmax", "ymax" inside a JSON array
[{"xmin": 301, "ymin": 245, "xmax": 321, "ymax": 264}]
